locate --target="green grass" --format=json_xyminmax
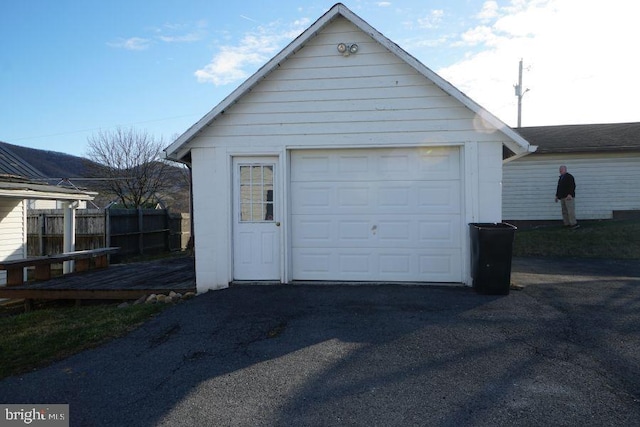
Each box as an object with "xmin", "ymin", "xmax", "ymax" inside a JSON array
[
  {"xmin": 513, "ymin": 219, "xmax": 640, "ymax": 259},
  {"xmin": 0, "ymin": 302, "xmax": 166, "ymax": 379}
]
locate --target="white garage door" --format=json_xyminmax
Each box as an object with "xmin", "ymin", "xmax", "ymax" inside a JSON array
[{"xmin": 291, "ymin": 147, "xmax": 463, "ymax": 282}]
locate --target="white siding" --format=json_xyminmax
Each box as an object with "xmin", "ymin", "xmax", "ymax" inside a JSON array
[
  {"xmin": 189, "ymin": 17, "xmax": 512, "ymax": 290},
  {"xmin": 190, "ymin": 147, "xmax": 232, "ymax": 291},
  {"xmin": 194, "ymin": 17, "xmax": 510, "ymax": 150},
  {"xmin": 0, "ymin": 198, "xmax": 26, "ymax": 285},
  {"xmin": 503, "ymin": 153, "xmax": 640, "ymax": 220},
  {"xmin": 478, "ymin": 142, "xmax": 503, "ymax": 221}
]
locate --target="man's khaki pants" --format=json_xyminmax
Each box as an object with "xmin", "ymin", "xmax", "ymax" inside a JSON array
[{"xmin": 561, "ymin": 197, "xmax": 577, "ymax": 226}]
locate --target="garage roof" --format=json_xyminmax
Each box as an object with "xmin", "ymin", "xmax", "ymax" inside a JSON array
[{"xmin": 165, "ymin": 2, "xmax": 536, "ymax": 162}]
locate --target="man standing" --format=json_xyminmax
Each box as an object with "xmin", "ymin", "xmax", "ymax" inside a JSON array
[{"xmin": 555, "ymin": 165, "xmax": 579, "ymax": 229}]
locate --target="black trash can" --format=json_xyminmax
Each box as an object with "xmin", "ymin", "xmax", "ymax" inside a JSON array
[{"xmin": 469, "ymin": 222, "xmax": 517, "ymax": 295}]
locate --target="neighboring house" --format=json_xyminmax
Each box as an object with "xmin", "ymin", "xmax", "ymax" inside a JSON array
[
  {"xmin": 503, "ymin": 122, "xmax": 640, "ymax": 221},
  {"xmin": 1, "ymin": 141, "xmax": 96, "ymax": 285},
  {"xmin": 164, "ymin": 3, "xmax": 535, "ymax": 292},
  {"xmin": 0, "ymin": 141, "xmax": 89, "ymax": 209},
  {"xmin": 0, "ymin": 175, "xmax": 95, "ymax": 285}
]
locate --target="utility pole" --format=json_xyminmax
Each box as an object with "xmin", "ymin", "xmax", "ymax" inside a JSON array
[{"xmin": 514, "ymin": 58, "xmax": 529, "ymax": 127}]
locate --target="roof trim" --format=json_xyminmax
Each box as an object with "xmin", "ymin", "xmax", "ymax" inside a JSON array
[
  {"xmin": 164, "ymin": 3, "xmax": 535, "ymax": 161},
  {"xmin": 0, "ymin": 178, "xmax": 95, "ymax": 201},
  {"xmin": 0, "ymin": 189, "xmax": 95, "ymax": 201}
]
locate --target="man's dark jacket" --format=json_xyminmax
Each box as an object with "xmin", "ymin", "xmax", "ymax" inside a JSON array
[{"xmin": 556, "ymin": 173, "xmax": 576, "ymax": 199}]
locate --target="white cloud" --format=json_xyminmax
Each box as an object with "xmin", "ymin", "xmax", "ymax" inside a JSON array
[
  {"xmin": 376, "ymin": 2, "xmax": 392, "ymax": 7},
  {"xmin": 438, "ymin": 0, "xmax": 640, "ymax": 127},
  {"xmin": 476, "ymin": 1, "xmax": 499, "ymax": 21},
  {"xmin": 405, "ymin": 35, "xmax": 451, "ymax": 49},
  {"xmin": 157, "ymin": 32, "xmax": 204, "ymax": 43},
  {"xmin": 417, "ymin": 9, "xmax": 444, "ymax": 29},
  {"xmin": 109, "ymin": 21, "xmax": 207, "ymax": 51},
  {"xmin": 154, "ymin": 21, "xmax": 207, "ymax": 43},
  {"xmin": 195, "ymin": 18, "xmax": 310, "ymax": 86},
  {"xmin": 456, "ymin": 25, "xmax": 502, "ymax": 47},
  {"xmin": 107, "ymin": 37, "xmax": 152, "ymax": 51},
  {"xmin": 195, "ymin": 47, "xmax": 263, "ymax": 85}
]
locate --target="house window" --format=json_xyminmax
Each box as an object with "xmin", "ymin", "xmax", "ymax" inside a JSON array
[{"xmin": 239, "ymin": 164, "xmax": 274, "ymax": 222}]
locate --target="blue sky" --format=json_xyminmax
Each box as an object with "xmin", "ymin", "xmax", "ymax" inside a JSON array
[{"xmin": 2, "ymin": 0, "xmax": 639, "ymax": 157}]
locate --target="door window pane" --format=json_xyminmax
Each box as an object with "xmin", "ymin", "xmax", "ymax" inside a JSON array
[{"xmin": 239, "ymin": 164, "xmax": 275, "ymax": 222}]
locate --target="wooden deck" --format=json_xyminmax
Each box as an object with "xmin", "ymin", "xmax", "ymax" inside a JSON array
[{"xmin": 0, "ymin": 255, "xmax": 195, "ymax": 301}]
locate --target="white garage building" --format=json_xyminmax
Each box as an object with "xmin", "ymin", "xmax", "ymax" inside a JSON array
[{"xmin": 165, "ymin": 3, "xmax": 535, "ymax": 292}]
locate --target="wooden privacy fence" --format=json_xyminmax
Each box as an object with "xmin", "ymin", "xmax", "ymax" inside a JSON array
[{"xmin": 27, "ymin": 209, "xmax": 190, "ymax": 260}]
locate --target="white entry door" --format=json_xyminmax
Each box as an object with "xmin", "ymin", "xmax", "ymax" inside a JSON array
[{"xmin": 233, "ymin": 158, "xmax": 280, "ymax": 280}]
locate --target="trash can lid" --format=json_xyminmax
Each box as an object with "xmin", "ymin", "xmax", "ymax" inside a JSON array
[{"xmin": 469, "ymin": 222, "xmax": 517, "ymax": 230}]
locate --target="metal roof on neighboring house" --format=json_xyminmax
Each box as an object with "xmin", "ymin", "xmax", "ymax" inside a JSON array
[
  {"xmin": 0, "ymin": 142, "xmax": 96, "ymax": 201},
  {"xmin": 515, "ymin": 122, "xmax": 640, "ymax": 154},
  {"xmin": 0, "ymin": 141, "xmax": 47, "ymax": 178}
]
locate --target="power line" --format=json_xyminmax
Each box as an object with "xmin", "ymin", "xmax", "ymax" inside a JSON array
[{"xmin": 9, "ymin": 113, "xmax": 202, "ymax": 142}]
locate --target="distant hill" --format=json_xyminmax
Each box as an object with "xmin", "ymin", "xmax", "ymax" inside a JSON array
[
  {"xmin": 0, "ymin": 141, "xmax": 95, "ymax": 179},
  {"xmin": 0, "ymin": 141, "xmax": 190, "ymax": 212}
]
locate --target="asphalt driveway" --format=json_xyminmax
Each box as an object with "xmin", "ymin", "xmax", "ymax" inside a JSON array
[{"xmin": 1, "ymin": 257, "xmax": 639, "ymax": 426}]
